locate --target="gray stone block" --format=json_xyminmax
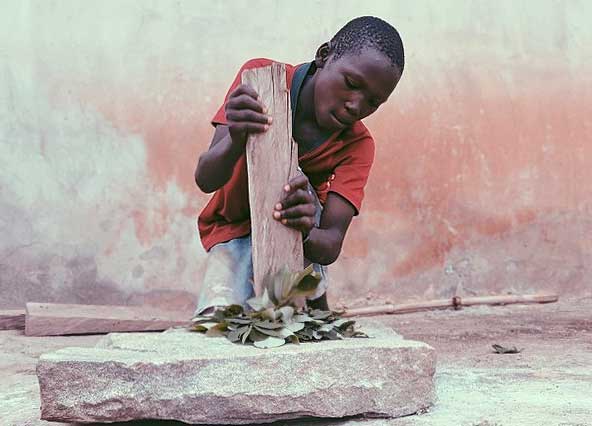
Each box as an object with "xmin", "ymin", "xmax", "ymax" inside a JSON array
[{"xmin": 37, "ymin": 326, "xmax": 436, "ymax": 424}]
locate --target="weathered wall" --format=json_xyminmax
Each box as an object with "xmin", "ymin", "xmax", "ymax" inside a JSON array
[{"xmin": 1, "ymin": 1, "xmax": 590, "ymax": 310}]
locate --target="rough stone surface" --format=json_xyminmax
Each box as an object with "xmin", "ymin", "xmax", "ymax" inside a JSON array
[
  {"xmin": 5, "ymin": 300, "xmax": 592, "ymax": 426},
  {"xmin": 36, "ymin": 325, "xmax": 436, "ymax": 424}
]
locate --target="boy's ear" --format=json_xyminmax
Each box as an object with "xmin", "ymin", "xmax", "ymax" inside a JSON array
[{"xmin": 314, "ymin": 42, "xmax": 331, "ymax": 69}]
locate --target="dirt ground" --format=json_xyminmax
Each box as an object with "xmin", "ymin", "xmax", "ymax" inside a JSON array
[{"xmin": 1, "ymin": 298, "xmax": 591, "ymax": 426}]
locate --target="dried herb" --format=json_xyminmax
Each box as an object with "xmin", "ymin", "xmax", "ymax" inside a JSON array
[{"xmin": 190, "ymin": 264, "xmax": 368, "ymax": 348}]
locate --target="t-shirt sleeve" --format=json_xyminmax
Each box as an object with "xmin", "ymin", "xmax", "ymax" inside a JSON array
[
  {"xmin": 328, "ymin": 135, "xmax": 375, "ymax": 216},
  {"xmin": 211, "ymin": 58, "xmax": 273, "ymax": 127}
]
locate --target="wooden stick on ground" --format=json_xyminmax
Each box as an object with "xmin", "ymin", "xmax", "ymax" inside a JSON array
[
  {"xmin": 0, "ymin": 309, "xmax": 26, "ymax": 330},
  {"xmin": 25, "ymin": 303, "xmax": 191, "ymax": 336},
  {"xmin": 341, "ymin": 293, "xmax": 559, "ymax": 318},
  {"xmin": 242, "ymin": 63, "xmax": 302, "ymax": 297}
]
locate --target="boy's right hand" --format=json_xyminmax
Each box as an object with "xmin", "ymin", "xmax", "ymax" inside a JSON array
[{"xmin": 225, "ymin": 84, "xmax": 272, "ymax": 148}]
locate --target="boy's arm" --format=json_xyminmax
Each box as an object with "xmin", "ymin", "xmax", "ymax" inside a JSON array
[
  {"xmin": 303, "ymin": 192, "xmax": 355, "ymax": 265},
  {"xmin": 194, "ymin": 125, "xmax": 245, "ymax": 193},
  {"xmin": 195, "ymin": 84, "xmax": 271, "ymax": 193}
]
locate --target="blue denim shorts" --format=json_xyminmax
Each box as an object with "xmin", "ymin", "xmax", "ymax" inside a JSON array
[{"xmin": 195, "ymin": 180, "xmax": 328, "ymax": 316}]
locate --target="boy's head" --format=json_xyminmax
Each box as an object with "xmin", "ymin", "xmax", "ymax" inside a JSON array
[{"xmin": 311, "ymin": 16, "xmax": 404, "ymax": 131}]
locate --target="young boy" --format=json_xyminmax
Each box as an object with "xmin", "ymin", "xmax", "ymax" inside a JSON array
[{"xmin": 194, "ymin": 16, "xmax": 404, "ymax": 314}]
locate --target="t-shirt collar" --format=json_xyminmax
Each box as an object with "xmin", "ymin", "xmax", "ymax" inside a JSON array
[{"xmin": 290, "ymin": 61, "xmax": 314, "ymax": 123}]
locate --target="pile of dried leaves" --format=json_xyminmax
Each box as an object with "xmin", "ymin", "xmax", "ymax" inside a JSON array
[{"xmin": 190, "ymin": 265, "xmax": 367, "ymax": 348}]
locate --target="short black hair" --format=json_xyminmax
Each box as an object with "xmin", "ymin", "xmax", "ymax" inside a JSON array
[{"xmin": 330, "ymin": 16, "xmax": 405, "ymax": 75}]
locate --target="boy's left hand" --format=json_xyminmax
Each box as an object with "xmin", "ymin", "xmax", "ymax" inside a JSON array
[{"xmin": 273, "ymin": 174, "xmax": 316, "ymax": 237}]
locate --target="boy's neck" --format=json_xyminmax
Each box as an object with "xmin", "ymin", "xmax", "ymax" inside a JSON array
[{"xmin": 292, "ymin": 64, "xmax": 335, "ymax": 154}]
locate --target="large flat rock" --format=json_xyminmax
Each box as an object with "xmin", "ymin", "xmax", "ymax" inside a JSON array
[{"xmin": 37, "ymin": 324, "xmax": 436, "ymax": 424}]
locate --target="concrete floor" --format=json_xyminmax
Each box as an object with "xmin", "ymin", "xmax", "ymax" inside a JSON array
[{"xmin": 1, "ymin": 298, "xmax": 591, "ymax": 426}]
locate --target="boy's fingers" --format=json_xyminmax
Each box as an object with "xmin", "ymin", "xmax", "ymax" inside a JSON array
[
  {"xmin": 228, "ymin": 121, "xmax": 269, "ymax": 134},
  {"xmin": 226, "ymin": 94, "xmax": 266, "ymax": 113},
  {"xmin": 279, "ymin": 216, "xmax": 315, "ymax": 231},
  {"xmin": 226, "ymin": 109, "xmax": 272, "ymax": 125},
  {"xmin": 273, "ymin": 204, "xmax": 316, "ymax": 220},
  {"xmin": 287, "ymin": 174, "xmax": 309, "ymax": 191},
  {"xmin": 279, "ymin": 188, "xmax": 311, "ymax": 208},
  {"xmin": 231, "ymin": 85, "xmax": 267, "ymax": 112},
  {"xmin": 232, "ymin": 84, "xmax": 260, "ymax": 100}
]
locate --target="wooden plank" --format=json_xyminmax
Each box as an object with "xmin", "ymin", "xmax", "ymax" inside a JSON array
[
  {"xmin": 242, "ymin": 63, "xmax": 302, "ymax": 296},
  {"xmin": 0, "ymin": 309, "xmax": 26, "ymax": 330},
  {"xmin": 342, "ymin": 293, "xmax": 559, "ymax": 317},
  {"xmin": 25, "ymin": 303, "xmax": 191, "ymax": 336}
]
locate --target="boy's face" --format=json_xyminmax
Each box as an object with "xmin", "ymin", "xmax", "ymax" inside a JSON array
[{"xmin": 313, "ymin": 47, "xmax": 400, "ymax": 131}]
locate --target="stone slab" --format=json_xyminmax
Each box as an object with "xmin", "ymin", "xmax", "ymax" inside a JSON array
[
  {"xmin": 37, "ymin": 324, "xmax": 435, "ymax": 424},
  {"xmin": 25, "ymin": 302, "xmax": 190, "ymax": 336}
]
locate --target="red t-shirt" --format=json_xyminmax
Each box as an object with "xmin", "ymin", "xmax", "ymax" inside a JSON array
[{"xmin": 198, "ymin": 58, "xmax": 375, "ymax": 251}]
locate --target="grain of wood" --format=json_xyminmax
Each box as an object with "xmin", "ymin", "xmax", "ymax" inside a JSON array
[
  {"xmin": 25, "ymin": 303, "xmax": 191, "ymax": 336},
  {"xmin": 242, "ymin": 63, "xmax": 302, "ymax": 296},
  {"xmin": 0, "ymin": 309, "xmax": 25, "ymax": 330}
]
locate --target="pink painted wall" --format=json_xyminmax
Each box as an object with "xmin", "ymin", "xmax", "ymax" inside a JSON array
[{"xmin": 1, "ymin": 1, "xmax": 590, "ymax": 311}]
